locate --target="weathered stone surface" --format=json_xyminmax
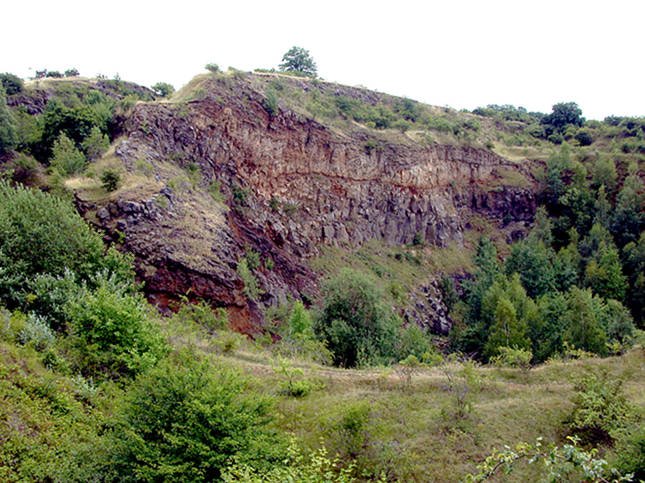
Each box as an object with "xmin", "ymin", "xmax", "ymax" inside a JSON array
[{"xmin": 80, "ymin": 76, "xmax": 538, "ymax": 333}]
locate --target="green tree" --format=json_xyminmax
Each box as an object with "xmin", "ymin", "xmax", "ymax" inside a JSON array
[
  {"xmin": 563, "ymin": 287, "xmax": 608, "ymax": 355},
  {"xmin": 279, "ymin": 46, "xmax": 317, "ymax": 77},
  {"xmin": 533, "ymin": 292, "xmax": 568, "ymax": 361},
  {"xmin": 484, "ymin": 296, "xmax": 530, "ymax": 359},
  {"xmin": 81, "ymin": 126, "xmax": 109, "ymax": 160},
  {"xmin": 0, "ymin": 72, "xmax": 24, "ymax": 95},
  {"xmin": 591, "ymin": 156, "xmax": 617, "ymax": 192},
  {"xmin": 151, "ymin": 82, "xmax": 175, "ymax": 98},
  {"xmin": 598, "ymin": 299, "xmax": 635, "ymax": 344},
  {"xmin": 610, "ymin": 174, "xmax": 644, "ymax": 247},
  {"xmin": 505, "ymin": 238, "xmax": 556, "ymax": 298},
  {"xmin": 622, "ymin": 233, "xmax": 645, "ymax": 326},
  {"xmin": 584, "ymin": 239, "xmax": 628, "ymax": 302},
  {"xmin": 541, "ymin": 102, "xmax": 584, "ymax": 135},
  {"xmin": 40, "ymin": 100, "xmax": 100, "ymax": 160},
  {"xmin": 49, "ymin": 132, "xmax": 86, "ymax": 176},
  {"xmin": 108, "ymin": 352, "xmax": 280, "ymax": 481},
  {"xmin": 287, "ymin": 300, "xmax": 314, "ymax": 338},
  {"xmin": 315, "ymin": 269, "xmax": 400, "ymax": 367},
  {"xmin": 593, "ymin": 185, "xmax": 612, "ymax": 229},
  {"xmin": 553, "ymin": 230, "xmax": 581, "ymax": 291},
  {"xmin": 100, "ymin": 169, "xmax": 121, "ymax": 192},
  {"xmin": 0, "ymin": 86, "xmax": 17, "ymax": 154}
]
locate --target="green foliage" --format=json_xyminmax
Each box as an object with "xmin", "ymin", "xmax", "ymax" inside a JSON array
[
  {"xmin": 611, "ymin": 174, "xmax": 644, "ymax": 248},
  {"xmin": 490, "ymin": 346, "xmax": 532, "ymax": 369},
  {"xmin": 566, "ymin": 371, "xmax": 634, "ymax": 445},
  {"xmin": 263, "ymin": 89, "xmax": 279, "ymax": 116},
  {"xmin": 584, "ymin": 235, "xmax": 628, "ymax": 301},
  {"xmin": 65, "ymin": 276, "xmax": 167, "ymax": 378},
  {"xmin": 205, "ymin": 63, "xmax": 220, "ymax": 73},
  {"xmin": 273, "ymin": 301, "xmax": 331, "ymax": 363},
  {"xmin": 465, "ymin": 437, "xmax": 633, "ymax": 482},
  {"xmin": 612, "ymin": 425, "xmax": 645, "ymax": 481},
  {"xmin": 0, "ymin": 86, "xmax": 17, "ymax": 154},
  {"xmin": 315, "ymin": 269, "xmax": 400, "ymax": 367},
  {"xmin": 622, "ymin": 233, "xmax": 645, "ymax": 325},
  {"xmin": 563, "ymin": 287, "xmax": 608, "ymax": 356},
  {"xmin": 541, "ymin": 102, "xmax": 584, "ymax": 136},
  {"xmin": 40, "ymin": 99, "xmax": 104, "ymax": 160},
  {"xmin": 173, "ymin": 299, "xmax": 228, "ymax": 332},
  {"xmin": 279, "ymin": 46, "xmax": 317, "ymax": 77},
  {"xmin": 237, "ymin": 258, "xmax": 262, "ymax": 300},
  {"xmin": 505, "ymin": 237, "xmax": 556, "ymax": 298},
  {"xmin": 64, "ymin": 68, "xmax": 79, "ymax": 77},
  {"xmin": 49, "ymin": 132, "xmax": 86, "ymax": 176},
  {"xmin": 0, "ymin": 182, "xmax": 132, "ymax": 308},
  {"xmin": 273, "ymin": 357, "xmax": 318, "ymax": 398},
  {"xmin": 81, "ymin": 126, "xmax": 109, "ymax": 160},
  {"xmin": 108, "ymin": 351, "xmax": 281, "ymax": 481},
  {"xmin": 574, "ymin": 128, "xmax": 593, "ymax": 146},
  {"xmin": 151, "ymin": 81, "xmax": 175, "ymax": 98},
  {"xmin": 0, "ymin": 72, "xmax": 24, "ymax": 95},
  {"xmin": 208, "ymin": 179, "xmax": 225, "ymax": 203},
  {"xmin": 223, "ymin": 437, "xmax": 357, "ymax": 482},
  {"xmin": 17, "ymin": 313, "xmax": 56, "ymax": 351},
  {"xmin": 484, "ymin": 295, "xmax": 531, "ymax": 358},
  {"xmin": 397, "ymin": 324, "xmax": 433, "ymax": 359},
  {"xmin": 100, "ymin": 168, "xmax": 121, "ymax": 192}
]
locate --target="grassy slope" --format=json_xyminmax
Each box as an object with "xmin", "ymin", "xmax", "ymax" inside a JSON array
[
  {"xmin": 161, "ymin": 316, "xmax": 645, "ymax": 482},
  {"xmin": 1, "ymin": 284, "xmax": 643, "ymax": 481}
]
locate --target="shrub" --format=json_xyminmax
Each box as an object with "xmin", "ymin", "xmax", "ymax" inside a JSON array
[
  {"xmin": 274, "ymin": 358, "xmax": 317, "ymax": 398},
  {"xmin": 65, "ymin": 277, "xmax": 167, "ymax": 379},
  {"xmin": 173, "ymin": 300, "xmax": 228, "ymax": 332},
  {"xmin": 575, "ymin": 129, "xmax": 594, "ymax": 146},
  {"xmin": 315, "ymin": 268, "xmax": 400, "ymax": 367},
  {"xmin": 566, "ymin": 371, "xmax": 634, "ymax": 446},
  {"xmin": 205, "ymin": 63, "xmax": 220, "ymax": 73},
  {"xmin": 64, "ymin": 68, "xmax": 79, "ymax": 77},
  {"xmin": 17, "ymin": 313, "xmax": 55, "ymax": 351},
  {"xmin": 49, "ymin": 132, "xmax": 86, "ymax": 176},
  {"xmin": 397, "ymin": 324, "xmax": 433, "ymax": 359},
  {"xmin": 81, "ymin": 126, "xmax": 109, "ymax": 160},
  {"xmin": 0, "ymin": 182, "xmax": 132, "ymax": 307},
  {"xmin": 108, "ymin": 351, "xmax": 281, "ymax": 481},
  {"xmin": 490, "ymin": 346, "xmax": 532, "ymax": 370},
  {"xmin": 237, "ymin": 258, "xmax": 262, "ymax": 300},
  {"xmin": 100, "ymin": 169, "xmax": 121, "ymax": 192},
  {"xmin": 223, "ymin": 437, "xmax": 356, "ymax": 482},
  {"xmin": 0, "ymin": 73, "xmax": 24, "ymax": 95},
  {"xmin": 263, "ymin": 89, "xmax": 279, "ymax": 116}
]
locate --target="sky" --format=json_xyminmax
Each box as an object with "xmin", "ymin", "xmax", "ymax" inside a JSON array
[{"xmin": 2, "ymin": 0, "xmax": 644, "ymax": 120}]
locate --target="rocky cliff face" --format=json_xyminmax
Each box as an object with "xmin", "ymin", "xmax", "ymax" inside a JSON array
[{"xmin": 79, "ymin": 74, "xmax": 537, "ymax": 333}]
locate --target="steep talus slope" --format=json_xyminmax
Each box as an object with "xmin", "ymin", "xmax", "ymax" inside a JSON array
[{"xmin": 80, "ymin": 74, "xmax": 537, "ymax": 331}]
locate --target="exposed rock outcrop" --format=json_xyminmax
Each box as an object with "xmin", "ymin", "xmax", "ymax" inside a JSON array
[{"xmin": 79, "ymin": 75, "xmax": 538, "ymax": 333}]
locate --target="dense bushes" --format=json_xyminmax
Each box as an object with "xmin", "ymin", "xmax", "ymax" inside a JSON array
[
  {"xmin": 0, "ymin": 181, "xmax": 132, "ymax": 306},
  {"xmin": 107, "ymin": 352, "xmax": 281, "ymax": 481},
  {"xmin": 65, "ymin": 277, "xmax": 167, "ymax": 378},
  {"xmin": 315, "ymin": 269, "xmax": 401, "ymax": 367},
  {"xmin": 0, "ymin": 73, "xmax": 24, "ymax": 95}
]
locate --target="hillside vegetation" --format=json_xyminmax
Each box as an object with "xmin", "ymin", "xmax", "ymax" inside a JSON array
[{"xmin": 0, "ymin": 67, "xmax": 643, "ymax": 481}]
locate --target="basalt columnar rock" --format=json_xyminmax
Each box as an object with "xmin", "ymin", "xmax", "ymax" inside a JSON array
[{"xmin": 78, "ymin": 74, "xmax": 538, "ymax": 332}]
